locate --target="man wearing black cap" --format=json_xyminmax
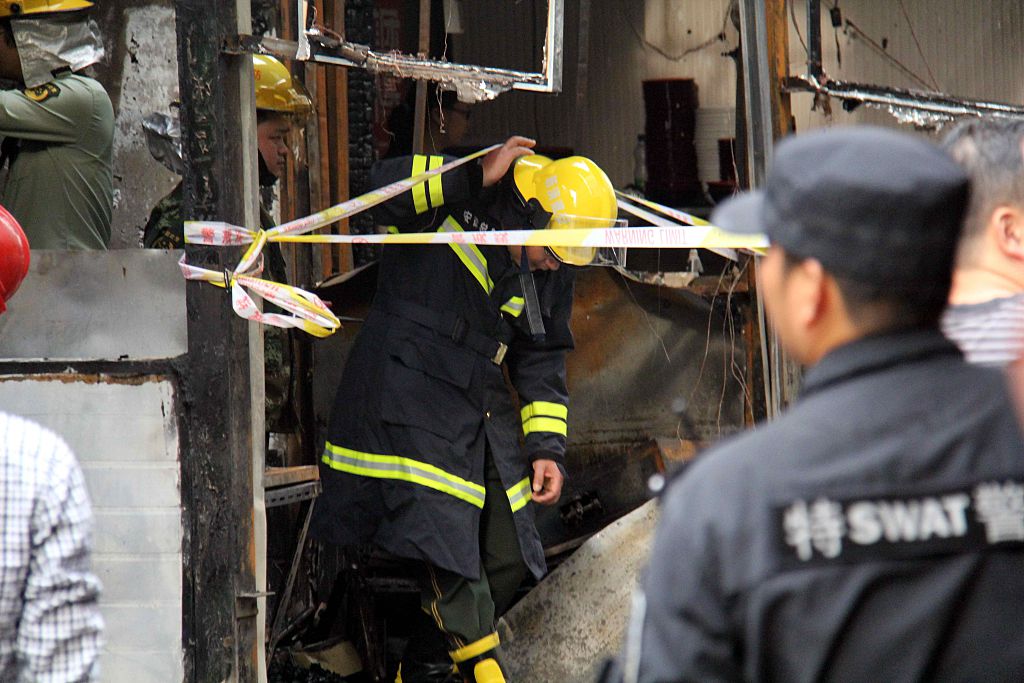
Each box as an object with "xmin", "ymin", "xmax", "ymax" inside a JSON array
[{"xmin": 615, "ymin": 126, "xmax": 1024, "ymax": 682}]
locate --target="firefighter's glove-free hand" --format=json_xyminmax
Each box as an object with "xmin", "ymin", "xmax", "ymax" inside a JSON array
[
  {"xmin": 531, "ymin": 458, "xmax": 563, "ymax": 506},
  {"xmin": 481, "ymin": 135, "xmax": 536, "ymax": 187}
]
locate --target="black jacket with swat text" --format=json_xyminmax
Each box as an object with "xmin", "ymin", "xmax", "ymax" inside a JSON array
[
  {"xmin": 311, "ymin": 154, "xmax": 574, "ymax": 581},
  {"xmin": 624, "ymin": 330, "xmax": 1024, "ymax": 682}
]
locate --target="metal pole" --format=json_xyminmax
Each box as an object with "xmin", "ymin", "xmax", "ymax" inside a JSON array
[
  {"xmin": 737, "ymin": 0, "xmax": 775, "ymax": 188},
  {"xmin": 412, "ymin": 0, "xmax": 431, "ymax": 153},
  {"xmin": 806, "ymin": 0, "xmax": 823, "ymax": 79},
  {"xmin": 738, "ymin": 0, "xmax": 777, "ymax": 418},
  {"xmin": 737, "ymin": 0, "xmax": 800, "ymax": 419},
  {"xmin": 176, "ymin": 0, "xmax": 264, "ymax": 679}
]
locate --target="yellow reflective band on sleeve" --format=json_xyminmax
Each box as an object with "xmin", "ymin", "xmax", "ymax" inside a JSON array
[
  {"xmin": 412, "ymin": 155, "xmax": 429, "ymax": 214},
  {"xmin": 521, "ymin": 401, "xmax": 568, "ymax": 436},
  {"xmin": 522, "ymin": 416, "xmax": 568, "ymax": 436},
  {"xmin": 439, "ymin": 216, "xmax": 493, "ymax": 293},
  {"xmin": 322, "ymin": 441, "xmax": 486, "ymax": 508},
  {"xmin": 450, "ymin": 632, "xmax": 501, "ymax": 663},
  {"xmin": 521, "ymin": 401, "xmax": 568, "ymax": 422},
  {"xmin": 428, "ymin": 155, "xmax": 445, "ymax": 209},
  {"xmin": 506, "ymin": 477, "xmax": 533, "ymax": 513},
  {"xmin": 500, "ymin": 296, "xmax": 525, "ymax": 317}
]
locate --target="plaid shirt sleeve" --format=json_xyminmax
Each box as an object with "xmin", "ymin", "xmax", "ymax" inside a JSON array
[{"xmin": 1, "ymin": 412, "xmax": 103, "ymax": 682}]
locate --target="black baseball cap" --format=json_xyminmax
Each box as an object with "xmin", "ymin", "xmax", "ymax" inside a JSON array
[{"xmin": 711, "ymin": 126, "xmax": 970, "ymax": 286}]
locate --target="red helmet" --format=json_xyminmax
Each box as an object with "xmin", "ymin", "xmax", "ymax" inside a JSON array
[{"xmin": 0, "ymin": 204, "xmax": 29, "ymax": 314}]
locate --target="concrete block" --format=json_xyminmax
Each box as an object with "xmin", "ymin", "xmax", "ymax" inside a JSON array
[
  {"xmin": 100, "ymin": 649, "xmax": 184, "ymax": 683},
  {"xmin": 93, "ymin": 510, "xmax": 182, "ymax": 556},
  {"xmin": 83, "ymin": 465, "xmax": 180, "ymax": 510},
  {"xmin": 102, "ymin": 605, "xmax": 181, "ymax": 650},
  {"xmin": 94, "ymin": 556, "xmax": 181, "ymax": 604}
]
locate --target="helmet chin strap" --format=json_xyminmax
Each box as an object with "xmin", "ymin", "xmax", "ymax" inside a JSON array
[
  {"xmin": 519, "ymin": 245, "xmax": 546, "ymax": 339},
  {"xmin": 524, "ymin": 197, "xmax": 553, "ymax": 230}
]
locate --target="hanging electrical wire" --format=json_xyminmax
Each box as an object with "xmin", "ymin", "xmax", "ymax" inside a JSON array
[
  {"xmin": 895, "ymin": 0, "xmax": 941, "ymax": 90},
  {"xmin": 618, "ymin": 0, "xmax": 736, "ymax": 62},
  {"xmin": 789, "ymin": 0, "xmax": 936, "ymax": 92},
  {"xmin": 843, "ymin": 19, "xmax": 936, "ymax": 91},
  {"xmin": 790, "ymin": 0, "xmax": 808, "ymax": 56}
]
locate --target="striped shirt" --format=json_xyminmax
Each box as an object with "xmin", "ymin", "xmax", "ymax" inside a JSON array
[
  {"xmin": 942, "ymin": 293, "xmax": 1024, "ymax": 367},
  {"xmin": 0, "ymin": 412, "xmax": 103, "ymax": 682}
]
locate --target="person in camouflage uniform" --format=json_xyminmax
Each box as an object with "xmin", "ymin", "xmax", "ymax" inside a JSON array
[{"xmin": 144, "ymin": 54, "xmax": 312, "ymax": 431}]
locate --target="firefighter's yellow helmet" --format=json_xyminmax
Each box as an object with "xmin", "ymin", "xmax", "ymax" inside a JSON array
[
  {"xmin": 0, "ymin": 0, "xmax": 91, "ymax": 17},
  {"xmin": 512, "ymin": 154, "xmax": 618, "ymax": 266},
  {"xmin": 253, "ymin": 54, "xmax": 313, "ymax": 117}
]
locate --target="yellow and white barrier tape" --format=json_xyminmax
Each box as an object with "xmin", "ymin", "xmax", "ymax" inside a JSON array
[
  {"xmin": 179, "ymin": 145, "xmax": 498, "ymax": 335},
  {"xmin": 615, "ymin": 190, "xmax": 712, "ymax": 228},
  {"xmin": 616, "ymin": 194, "xmax": 738, "ymax": 262},
  {"xmin": 180, "ymin": 145, "xmax": 767, "ymax": 336},
  {"xmin": 178, "ymin": 255, "xmax": 341, "ymax": 337},
  {"xmin": 263, "ymin": 225, "xmax": 766, "ymax": 249},
  {"xmin": 186, "ymin": 144, "xmax": 499, "ymax": 247}
]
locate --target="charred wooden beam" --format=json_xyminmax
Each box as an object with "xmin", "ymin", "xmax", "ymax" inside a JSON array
[{"xmin": 175, "ymin": 0, "xmax": 263, "ymax": 680}]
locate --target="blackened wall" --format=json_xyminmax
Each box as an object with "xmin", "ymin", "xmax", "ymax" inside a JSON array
[{"xmin": 346, "ymin": 0, "xmax": 378, "ymax": 266}]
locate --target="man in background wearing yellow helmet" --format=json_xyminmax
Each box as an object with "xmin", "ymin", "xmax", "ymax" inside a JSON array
[
  {"xmin": 144, "ymin": 54, "xmax": 312, "ymax": 250},
  {"xmin": 144, "ymin": 55, "xmax": 311, "ymax": 437},
  {"xmin": 0, "ymin": 0, "xmax": 112, "ymax": 249},
  {"xmin": 312, "ymin": 134, "xmax": 618, "ymax": 682}
]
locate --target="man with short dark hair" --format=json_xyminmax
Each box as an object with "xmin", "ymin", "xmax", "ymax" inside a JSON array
[
  {"xmin": 617, "ymin": 127, "xmax": 1024, "ymax": 682},
  {"xmin": 941, "ymin": 119, "xmax": 1024, "ymax": 366}
]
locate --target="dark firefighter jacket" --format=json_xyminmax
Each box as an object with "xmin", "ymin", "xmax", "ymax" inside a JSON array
[{"xmin": 311, "ymin": 154, "xmax": 575, "ymax": 581}]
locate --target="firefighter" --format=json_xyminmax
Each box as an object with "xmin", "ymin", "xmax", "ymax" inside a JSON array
[
  {"xmin": 311, "ymin": 138, "xmax": 618, "ymax": 682},
  {"xmin": 144, "ymin": 54, "xmax": 312, "ymax": 432},
  {"xmin": 0, "ymin": 0, "xmax": 112, "ymax": 249}
]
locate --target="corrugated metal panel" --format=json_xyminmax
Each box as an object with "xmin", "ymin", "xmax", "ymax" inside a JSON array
[
  {"xmin": 459, "ymin": 1, "xmax": 1024, "ymax": 181},
  {"xmin": 0, "ymin": 378, "xmax": 184, "ymax": 683},
  {"xmin": 791, "ymin": 0, "xmax": 1024, "ymax": 132},
  {"xmin": 696, "ymin": 108, "xmax": 736, "ymax": 182},
  {"xmin": 455, "ymin": 0, "xmax": 739, "ymax": 187}
]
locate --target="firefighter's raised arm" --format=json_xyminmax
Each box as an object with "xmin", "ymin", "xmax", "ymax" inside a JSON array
[
  {"xmin": 370, "ymin": 135, "xmax": 536, "ymax": 232},
  {"xmin": 481, "ymin": 135, "xmax": 536, "ymax": 186}
]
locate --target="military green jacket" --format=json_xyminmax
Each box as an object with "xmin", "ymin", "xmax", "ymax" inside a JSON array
[{"xmin": 0, "ymin": 71, "xmax": 114, "ymax": 249}]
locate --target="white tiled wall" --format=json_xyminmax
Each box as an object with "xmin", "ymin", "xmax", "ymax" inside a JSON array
[{"xmin": 0, "ymin": 378, "xmax": 184, "ymax": 683}]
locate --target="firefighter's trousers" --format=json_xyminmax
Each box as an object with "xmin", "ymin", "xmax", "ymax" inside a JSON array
[{"xmin": 420, "ymin": 452, "xmax": 528, "ymax": 648}]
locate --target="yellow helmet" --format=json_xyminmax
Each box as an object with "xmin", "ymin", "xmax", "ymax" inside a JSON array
[
  {"xmin": 253, "ymin": 54, "xmax": 313, "ymax": 118},
  {"xmin": 0, "ymin": 0, "xmax": 91, "ymax": 17},
  {"xmin": 512, "ymin": 155, "xmax": 618, "ymax": 265}
]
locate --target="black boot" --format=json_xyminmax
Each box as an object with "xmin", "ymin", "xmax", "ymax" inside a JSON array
[{"xmin": 397, "ymin": 613, "xmax": 462, "ymax": 683}]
